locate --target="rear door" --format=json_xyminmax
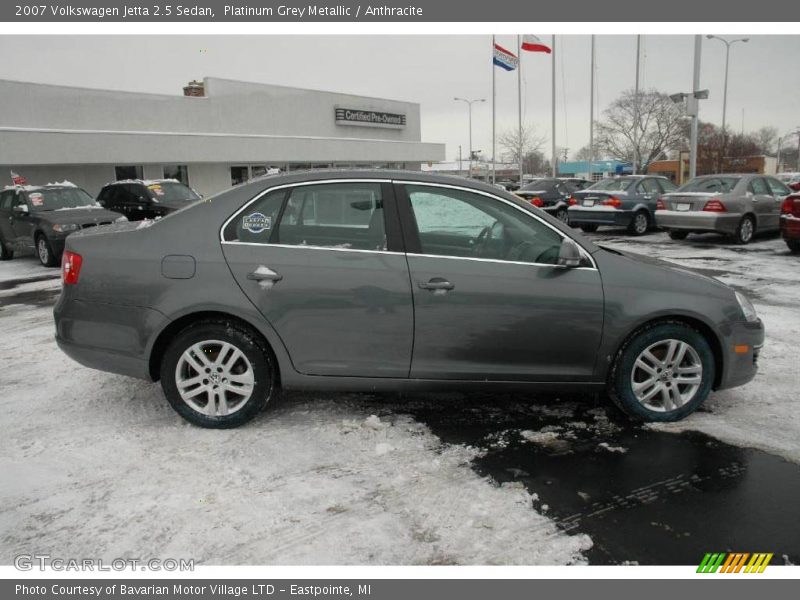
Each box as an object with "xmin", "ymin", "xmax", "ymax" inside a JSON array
[
  {"xmin": 765, "ymin": 177, "xmax": 792, "ymax": 231},
  {"xmin": 221, "ymin": 180, "xmax": 413, "ymax": 378},
  {"xmin": 396, "ymin": 181, "xmax": 604, "ymax": 381},
  {"xmin": 748, "ymin": 177, "xmax": 776, "ymax": 230}
]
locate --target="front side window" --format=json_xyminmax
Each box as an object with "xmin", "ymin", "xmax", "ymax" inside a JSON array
[
  {"xmin": 639, "ymin": 179, "xmax": 662, "ymax": 195},
  {"xmin": 405, "ymin": 185, "xmax": 565, "ymax": 266}
]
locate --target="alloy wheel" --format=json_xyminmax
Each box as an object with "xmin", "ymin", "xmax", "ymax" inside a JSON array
[
  {"xmin": 630, "ymin": 339, "xmax": 703, "ymax": 412},
  {"xmin": 739, "ymin": 218, "xmax": 754, "ymax": 243},
  {"xmin": 37, "ymin": 238, "xmax": 49, "ymax": 265},
  {"xmin": 174, "ymin": 340, "xmax": 255, "ymax": 417},
  {"xmin": 634, "ymin": 212, "xmax": 648, "ymax": 235}
]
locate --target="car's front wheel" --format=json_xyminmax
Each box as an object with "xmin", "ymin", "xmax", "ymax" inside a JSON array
[
  {"xmin": 160, "ymin": 320, "xmax": 277, "ymax": 428},
  {"xmin": 580, "ymin": 224, "xmax": 599, "ymax": 233},
  {"xmin": 36, "ymin": 234, "xmax": 57, "ymax": 267},
  {"xmin": 0, "ymin": 235, "xmax": 13, "ymax": 261},
  {"xmin": 609, "ymin": 322, "xmax": 715, "ymax": 422}
]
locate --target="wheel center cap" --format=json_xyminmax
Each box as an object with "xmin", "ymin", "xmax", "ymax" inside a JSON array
[
  {"xmin": 661, "ymin": 369, "xmax": 673, "ymax": 381},
  {"xmin": 209, "ymin": 372, "xmax": 221, "ymax": 384}
]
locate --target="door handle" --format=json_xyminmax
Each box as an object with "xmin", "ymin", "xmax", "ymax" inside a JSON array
[
  {"xmin": 418, "ymin": 278, "xmax": 454, "ymax": 292},
  {"xmin": 247, "ymin": 268, "xmax": 283, "ymax": 283}
]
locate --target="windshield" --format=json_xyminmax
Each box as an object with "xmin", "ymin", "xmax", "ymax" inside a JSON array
[
  {"xmin": 521, "ymin": 180, "xmax": 554, "ymax": 191},
  {"xmin": 588, "ymin": 178, "xmax": 635, "ymax": 191},
  {"xmin": 29, "ymin": 188, "xmax": 96, "ymax": 211},
  {"xmin": 677, "ymin": 177, "xmax": 741, "ymax": 193},
  {"xmin": 147, "ymin": 181, "xmax": 200, "ymax": 203}
]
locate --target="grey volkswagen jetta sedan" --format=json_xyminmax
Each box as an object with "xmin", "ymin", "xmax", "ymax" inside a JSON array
[{"xmin": 54, "ymin": 170, "xmax": 764, "ymax": 428}]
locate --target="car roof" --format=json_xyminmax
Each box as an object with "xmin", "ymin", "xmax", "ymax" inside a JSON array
[
  {"xmin": 2, "ymin": 181, "xmax": 79, "ymax": 192},
  {"xmin": 105, "ymin": 179, "xmax": 182, "ymax": 187}
]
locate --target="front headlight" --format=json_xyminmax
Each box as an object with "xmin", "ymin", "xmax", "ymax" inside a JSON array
[
  {"xmin": 735, "ymin": 291, "xmax": 758, "ymax": 322},
  {"xmin": 52, "ymin": 223, "xmax": 79, "ymax": 233},
  {"xmin": 115, "ymin": 216, "xmax": 128, "ymax": 223}
]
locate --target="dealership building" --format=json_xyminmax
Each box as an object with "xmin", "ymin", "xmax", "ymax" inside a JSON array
[{"xmin": 0, "ymin": 77, "xmax": 445, "ymax": 197}]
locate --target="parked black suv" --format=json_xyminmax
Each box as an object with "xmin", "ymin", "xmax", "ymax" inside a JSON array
[
  {"xmin": 97, "ymin": 179, "xmax": 200, "ymax": 221},
  {"xmin": 514, "ymin": 178, "xmax": 575, "ymax": 223},
  {"xmin": 0, "ymin": 183, "xmax": 125, "ymax": 266}
]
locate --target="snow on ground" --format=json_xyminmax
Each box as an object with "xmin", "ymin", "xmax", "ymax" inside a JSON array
[
  {"xmin": 587, "ymin": 230, "xmax": 800, "ymax": 463},
  {"xmin": 0, "ymin": 258, "xmax": 590, "ymax": 565}
]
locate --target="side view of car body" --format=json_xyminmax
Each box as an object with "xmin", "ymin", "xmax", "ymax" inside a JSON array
[
  {"xmin": 514, "ymin": 178, "xmax": 574, "ymax": 223},
  {"xmin": 655, "ymin": 174, "xmax": 791, "ymax": 244},
  {"xmin": 54, "ymin": 170, "xmax": 764, "ymax": 428},
  {"xmin": 780, "ymin": 191, "xmax": 800, "ymax": 253},
  {"xmin": 567, "ymin": 175, "xmax": 677, "ymax": 235},
  {"xmin": 0, "ymin": 183, "xmax": 126, "ymax": 266},
  {"xmin": 97, "ymin": 179, "xmax": 200, "ymax": 221}
]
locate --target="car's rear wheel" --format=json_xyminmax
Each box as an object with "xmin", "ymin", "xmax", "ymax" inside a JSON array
[
  {"xmin": 554, "ymin": 207, "xmax": 569, "ymax": 224},
  {"xmin": 786, "ymin": 239, "xmax": 800, "ymax": 254},
  {"xmin": 580, "ymin": 224, "xmax": 599, "ymax": 233},
  {"xmin": 160, "ymin": 320, "xmax": 277, "ymax": 428},
  {"xmin": 0, "ymin": 235, "xmax": 13, "ymax": 261},
  {"xmin": 36, "ymin": 234, "xmax": 57, "ymax": 267},
  {"xmin": 609, "ymin": 322, "xmax": 714, "ymax": 422},
  {"xmin": 627, "ymin": 210, "xmax": 650, "ymax": 236},
  {"xmin": 733, "ymin": 215, "xmax": 755, "ymax": 245},
  {"xmin": 668, "ymin": 230, "xmax": 689, "ymax": 240}
]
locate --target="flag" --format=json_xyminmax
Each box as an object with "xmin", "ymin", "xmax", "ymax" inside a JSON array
[
  {"xmin": 10, "ymin": 171, "xmax": 26, "ymax": 185},
  {"xmin": 493, "ymin": 43, "xmax": 518, "ymax": 71},
  {"xmin": 521, "ymin": 34, "xmax": 552, "ymax": 53}
]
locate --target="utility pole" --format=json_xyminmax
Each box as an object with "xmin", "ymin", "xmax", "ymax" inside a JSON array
[
  {"xmin": 517, "ymin": 35, "xmax": 524, "ymax": 185},
  {"xmin": 551, "ymin": 35, "xmax": 557, "ymax": 177},
  {"xmin": 706, "ymin": 36, "xmax": 749, "ymax": 151},
  {"xmin": 589, "ymin": 34, "xmax": 595, "ymax": 179},
  {"xmin": 690, "ymin": 35, "xmax": 702, "ymax": 179},
  {"xmin": 633, "ymin": 35, "xmax": 641, "ymax": 175}
]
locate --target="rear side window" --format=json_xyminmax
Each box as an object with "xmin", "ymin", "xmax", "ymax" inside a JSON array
[
  {"xmin": 765, "ymin": 178, "xmax": 790, "ymax": 196},
  {"xmin": 749, "ymin": 178, "xmax": 769, "ymax": 195},
  {"xmin": 0, "ymin": 190, "xmax": 14, "ymax": 210},
  {"xmin": 659, "ymin": 179, "xmax": 678, "ymax": 192},
  {"xmin": 639, "ymin": 179, "xmax": 662, "ymax": 195}
]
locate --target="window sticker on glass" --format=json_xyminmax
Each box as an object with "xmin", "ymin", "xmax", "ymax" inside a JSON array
[
  {"xmin": 243, "ymin": 212, "xmax": 272, "ymax": 234},
  {"xmin": 148, "ymin": 184, "xmax": 165, "ymax": 196},
  {"xmin": 30, "ymin": 193, "xmax": 44, "ymax": 206}
]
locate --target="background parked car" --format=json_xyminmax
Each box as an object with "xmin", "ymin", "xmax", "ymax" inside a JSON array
[
  {"xmin": 559, "ymin": 177, "xmax": 593, "ymax": 192},
  {"xmin": 780, "ymin": 191, "xmax": 800, "ymax": 253},
  {"xmin": 656, "ymin": 174, "xmax": 791, "ymax": 244},
  {"xmin": 97, "ymin": 179, "xmax": 200, "ymax": 221},
  {"xmin": 567, "ymin": 175, "xmax": 677, "ymax": 235},
  {"xmin": 514, "ymin": 178, "xmax": 573, "ymax": 223},
  {"xmin": 0, "ymin": 183, "xmax": 125, "ymax": 266},
  {"xmin": 776, "ymin": 172, "xmax": 800, "ymax": 191}
]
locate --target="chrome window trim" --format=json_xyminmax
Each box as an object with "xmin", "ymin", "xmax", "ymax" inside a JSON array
[
  {"xmin": 394, "ymin": 180, "xmax": 598, "ymax": 270},
  {"xmin": 219, "ymin": 177, "xmax": 598, "ymax": 270}
]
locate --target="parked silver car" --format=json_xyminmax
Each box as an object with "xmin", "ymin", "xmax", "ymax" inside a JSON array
[
  {"xmin": 54, "ymin": 170, "xmax": 764, "ymax": 428},
  {"xmin": 655, "ymin": 174, "xmax": 792, "ymax": 244}
]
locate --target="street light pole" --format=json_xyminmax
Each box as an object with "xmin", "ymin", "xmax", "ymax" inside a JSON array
[
  {"xmin": 690, "ymin": 35, "xmax": 702, "ymax": 179},
  {"xmin": 705, "ymin": 36, "xmax": 749, "ymax": 155},
  {"xmin": 454, "ymin": 97, "xmax": 485, "ymax": 178}
]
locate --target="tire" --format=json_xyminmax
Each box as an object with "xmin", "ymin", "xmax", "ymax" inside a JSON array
[
  {"xmin": 160, "ymin": 320, "xmax": 278, "ymax": 428},
  {"xmin": 627, "ymin": 210, "xmax": 650, "ymax": 236},
  {"xmin": 668, "ymin": 230, "xmax": 689, "ymax": 240},
  {"xmin": 554, "ymin": 207, "xmax": 569, "ymax": 224},
  {"xmin": 733, "ymin": 215, "xmax": 755, "ymax": 245},
  {"xmin": 580, "ymin": 224, "xmax": 599, "ymax": 233},
  {"xmin": 786, "ymin": 239, "xmax": 800, "ymax": 254},
  {"xmin": 36, "ymin": 234, "xmax": 58, "ymax": 267},
  {"xmin": 0, "ymin": 236, "xmax": 13, "ymax": 261},
  {"xmin": 608, "ymin": 322, "xmax": 715, "ymax": 422}
]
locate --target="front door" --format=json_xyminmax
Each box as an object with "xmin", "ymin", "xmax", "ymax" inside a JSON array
[
  {"xmin": 221, "ymin": 180, "xmax": 413, "ymax": 378},
  {"xmin": 396, "ymin": 182, "xmax": 605, "ymax": 381},
  {"xmin": 10, "ymin": 193, "xmax": 35, "ymax": 249}
]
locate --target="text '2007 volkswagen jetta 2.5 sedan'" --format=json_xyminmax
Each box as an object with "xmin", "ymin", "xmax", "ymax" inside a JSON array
[{"xmin": 54, "ymin": 170, "xmax": 764, "ymax": 428}]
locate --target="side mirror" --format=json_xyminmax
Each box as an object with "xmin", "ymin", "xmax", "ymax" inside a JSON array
[
  {"xmin": 13, "ymin": 204, "xmax": 29, "ymax": 215},
  {"xmin": 557, "ymin": 238, "xmax": 583, "ymax": 268}
]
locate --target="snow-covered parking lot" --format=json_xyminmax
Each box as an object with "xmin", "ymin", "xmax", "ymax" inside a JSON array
[{"xmin": 1, "ymin": 230, "xmax": 799, "ymax": 566}]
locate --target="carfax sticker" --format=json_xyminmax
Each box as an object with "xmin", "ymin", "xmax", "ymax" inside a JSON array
[
  {"xmin": 243, "ymin": 212, "xmax": 271, "ymax": 234},
  {"xmin": 29, "ymin": 193, "xmax": 44, "ymax": 206},
  {"xmin": 148, "ymin": 184, "xmax": 165, "ymax": 196}
]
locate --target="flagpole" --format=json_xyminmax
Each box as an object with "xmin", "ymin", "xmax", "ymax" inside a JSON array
[
  {"xmin": 589, "ymin": 35, "xmax": 595, "ymax": 177},
  {"xmin": 517, "ymin": 34, "xmax": 523, "ymax": 185},
  {"xmin": 551, "ymin": 34, "xmax": 557, "ymax": 177},
  {"xmin": 492, "ymin": 35, "xmax": 496, "ymax": 185}
]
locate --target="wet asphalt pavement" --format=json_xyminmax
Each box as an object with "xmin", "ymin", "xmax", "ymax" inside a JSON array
[{"xmin": 3, "ymin": 240, "xmax": 799, "ymax": 566}]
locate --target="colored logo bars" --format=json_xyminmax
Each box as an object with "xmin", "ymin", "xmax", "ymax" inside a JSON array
[{"xmin": 697, "ymin": 552, "xmax": 773, "ymax": 573}]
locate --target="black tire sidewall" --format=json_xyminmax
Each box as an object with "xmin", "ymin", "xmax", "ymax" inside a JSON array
[
  {"xmin": 160, "ymin": 322, "xmax": 275, "ymax": 428},
  {"xmin": 580, "ymin": 224, "xmax": 599, "ymax": 233},
  {"xmin": 555, "ymin": 208, "xmax": 569, "ymax": 223},
  {"xmin": 610, "ymin": 323, "xmax": 715, "ymax": 422},
  {"xmin": 0, "ymin": 235, "xmax": 12, "ymax": 260},
  {"xmin": 786, "ymin": 239, "xmax": 800, "ymax": 254},
  {"xmin": 669, "ymin": 230, "xmax": 688, "ymax": 240}
]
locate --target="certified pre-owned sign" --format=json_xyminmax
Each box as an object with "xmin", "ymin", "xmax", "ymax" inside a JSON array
[{"xmin": 335, "ymin": 107, "xmax": 406, "ymax": 129}]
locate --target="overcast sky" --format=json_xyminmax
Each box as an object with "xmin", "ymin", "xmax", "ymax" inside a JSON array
[{"xmin": 1, "ymin": 35, "xmax": 798, "ymax": 161}]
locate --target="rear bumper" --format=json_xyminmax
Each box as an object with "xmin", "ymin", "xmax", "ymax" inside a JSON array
[
  {"xmin": 717, "ymin": 319, "xmax": 765, "ymax": 390},
  {"xmin": 655, "ymin": 210, "xmax": 741, "ymax": 234},
  {"xmin": 780, "ymin": 214, "xmax": 800, "ymax": 240},
  {"xmin": 568, "ymin": 206, "xmax": 634, "ymax": 226}
]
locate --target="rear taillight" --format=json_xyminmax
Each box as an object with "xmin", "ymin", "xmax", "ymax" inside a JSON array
[
  {"xmin": 656, "ymin": 198, "xmax": 666, "ymax": 211},
  {"xmin": 601, "ymin": 196, "xmax": 622, "ymax": 208},
  {"xmin": 703, "ymin": 199, "xmax": 727, "ymax": 212},
  {"xmin": 530, "ymin": 197, "xmax": 543, "ymax": 207},
  {"xmin": 62, "ymin": 250, "xmax": 83, "ymax": 285},
  {"xmin": 568, "ymin": 196, "xmax": 578, "ymax": 206}
]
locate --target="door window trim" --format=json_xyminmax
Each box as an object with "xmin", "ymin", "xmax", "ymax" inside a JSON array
[
  {"xmin": 219, "ymin": 179, "xmax": 403, "ymax": 255},
  {"xmin": 393, "ymin": 180, "xmax": 598, "ymax": 270}
]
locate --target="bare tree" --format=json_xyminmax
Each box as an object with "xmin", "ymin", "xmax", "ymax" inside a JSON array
[
  {"xmin": 595, "ymin": 89, "xmax": 686, "ymax": 169},
  {"xmin": 572, "ymin": 145, "xmax": 594, "ymax": 161},
  {"xmin": 753, "ymin": 126, "xmax": 779, "ymax": 155},
  {"xmin": 497, "ymin": 125, "xmax": 547, "ymax": 168}
]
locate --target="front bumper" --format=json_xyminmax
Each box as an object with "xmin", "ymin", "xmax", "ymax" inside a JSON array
[
  {"xmin": 717, "ymin": 318, "xmax": 765, "ymax": 390},
  {"xmin": 568, "ymin": 206, "xmax": 634, "ymax": 226},
  {"xmin": 655, "ymin": 210, "xmax": 742, "ymax": 235}
]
